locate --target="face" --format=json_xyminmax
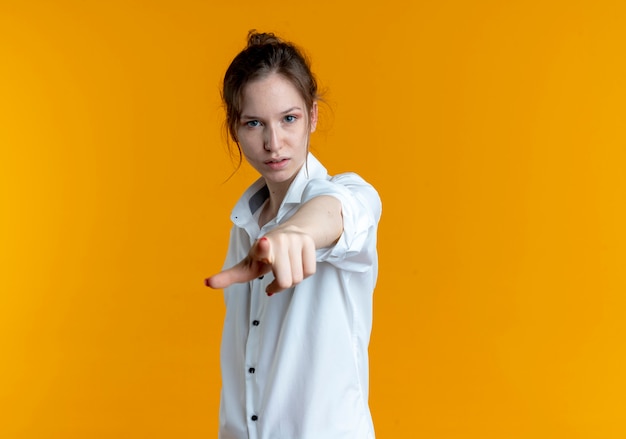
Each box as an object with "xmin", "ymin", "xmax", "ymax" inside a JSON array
[{"xmin": 237, "ymin": 73, "xmax": 318, "ymax": 192}]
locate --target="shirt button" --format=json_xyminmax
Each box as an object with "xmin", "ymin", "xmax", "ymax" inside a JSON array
[
  {"xmin": 252, "ymin": 320, "xmax": 260, "ymax": 326},
  {"xmin": 248, "ymin": 367, "xmax": 255, "ymax": 374},
  {"xmin": 251, "ymin": 415, "xmax": 258, "ymax": 421}
]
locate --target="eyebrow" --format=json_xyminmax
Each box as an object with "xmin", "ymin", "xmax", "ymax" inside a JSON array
[
  {"xmin": 241, "ymin": 107, "xmax": 303, "ymax": 120},
  {"xmin": 280, "ymin": 106, "xmax": 302, "ymax": 114}
]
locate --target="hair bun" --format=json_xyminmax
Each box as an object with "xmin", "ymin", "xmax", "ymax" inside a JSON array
[{"xmin": 247, "ymin": 30, "xmax": 282, "ymax": 47}]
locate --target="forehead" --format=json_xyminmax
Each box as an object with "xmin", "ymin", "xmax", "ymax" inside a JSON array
[{"xmin": 241, "ymin": 73, "xmax": 306, "ymax": 114}]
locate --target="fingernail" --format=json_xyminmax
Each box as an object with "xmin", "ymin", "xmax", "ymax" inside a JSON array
[
  {"xmin": 204, "ymin": 278, "xmax": 210, "ymax": 287},
  {"xmin": 266, "ymin": 291, "xmax": 273, "ymax": 297}
]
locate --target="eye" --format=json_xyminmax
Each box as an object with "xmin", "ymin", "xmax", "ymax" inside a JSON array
[
  {"xmin": 246, "ymin": 120, "xmax": 261, "ymax": 127},
  {"xmin": 284, "ymin": 115, "xmax": 297, "ymax": 123}
]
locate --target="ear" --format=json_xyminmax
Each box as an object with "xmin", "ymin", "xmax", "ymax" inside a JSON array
[{"xmin": 309, "ymin": 101, "xmax": 318, "ymax": 133}]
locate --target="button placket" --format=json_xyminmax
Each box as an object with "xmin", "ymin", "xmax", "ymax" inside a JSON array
[{"xmin": 245, "ymin": 275, "xmax": 267, "ymax": 435}]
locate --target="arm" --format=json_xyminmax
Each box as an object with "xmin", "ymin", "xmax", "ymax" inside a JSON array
[
  {"xmin": 205, "ymin": 195, "xmax": 342, "ymax": 295},
  {"xmin": 277, "ymin": 195, "xmax": 343, "ymax": 249}
]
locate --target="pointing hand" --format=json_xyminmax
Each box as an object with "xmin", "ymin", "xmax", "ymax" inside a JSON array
[{"xmin": 205, "ymin": 227, "xmax": 316, "ymax": 295}]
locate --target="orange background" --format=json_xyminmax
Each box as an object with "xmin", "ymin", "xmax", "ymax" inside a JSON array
[{"xmin": 2, "ymin": 1, "xmax": 625, "ymax": 438}]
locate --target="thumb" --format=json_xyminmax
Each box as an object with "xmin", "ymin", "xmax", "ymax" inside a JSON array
[{"xmin": 253, "ymin": 236, "xmax": 273, "ymax": 265}]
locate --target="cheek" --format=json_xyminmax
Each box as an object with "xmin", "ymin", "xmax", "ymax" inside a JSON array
[
  {"xmin": 298, "ymin": 128, "xmax": 312, "ymax": 145},
  {"xmin": 237, "ymin": 131, "xmax": 259, "ymax": 151},
  {"xmin": 288, "ymin": 124, "xmax": 309, "ymax": 141}
]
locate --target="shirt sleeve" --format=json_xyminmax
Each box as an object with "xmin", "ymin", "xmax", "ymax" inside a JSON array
[{"xmin": 301, "ymin": 172, "xmax": 382, "ymax": 272}]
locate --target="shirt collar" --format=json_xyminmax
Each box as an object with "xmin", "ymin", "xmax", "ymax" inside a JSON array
[{"xmin": 230, "ymin": 153, "xmax": 328, "ymax": 229}]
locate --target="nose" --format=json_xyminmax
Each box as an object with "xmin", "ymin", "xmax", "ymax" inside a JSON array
[{"xmin": 264, "ymin": 125, "xmax": 280, "ymax": 152}]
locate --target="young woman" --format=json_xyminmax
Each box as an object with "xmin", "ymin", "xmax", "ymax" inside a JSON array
[{"xmin": 206, "ymin": 31, "xmax": 382, "ymax": 439}]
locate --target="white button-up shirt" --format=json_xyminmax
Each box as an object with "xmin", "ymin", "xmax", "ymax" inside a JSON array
[{"xmin": 218, "ymin": 154, "xmax": 382, "ymax": 439}]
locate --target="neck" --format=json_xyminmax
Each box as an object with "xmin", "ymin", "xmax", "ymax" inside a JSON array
[
  {"xmin": 258, "ymin": 185, "xmax": 283, "ymax": 227},
  {"xmin": 259, "ymin": 159, "xmax": 307, "ymax": 226}
]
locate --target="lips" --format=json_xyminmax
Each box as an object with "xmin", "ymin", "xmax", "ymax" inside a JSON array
[{"xmin": 265, "ymin": 157, "xmax": 290, "ymax": 170}]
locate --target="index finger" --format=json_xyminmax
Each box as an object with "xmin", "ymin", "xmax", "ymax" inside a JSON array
[{"xmin": 205, "ymin": 238, "xmax": 273, "ymax": 289}]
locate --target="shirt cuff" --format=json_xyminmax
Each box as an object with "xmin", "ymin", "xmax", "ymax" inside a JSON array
[{"xmin": 301, "ymin": 173, "xmax": 381, "ymax": 272}]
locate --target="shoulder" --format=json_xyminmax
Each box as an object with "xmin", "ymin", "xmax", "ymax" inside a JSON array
[
  {"xmin": 303, "ymin": 171, "xmax": 382, "ymax": 222},
  {"xmin": 330, "ymin": 171, "xmax": 375, "ymax": 188}
]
